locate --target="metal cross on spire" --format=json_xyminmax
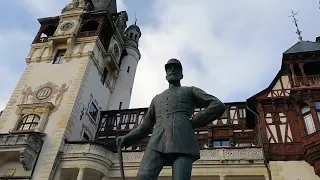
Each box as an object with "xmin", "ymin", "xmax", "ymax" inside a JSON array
[{"xmin": 289, "ymin": 10, "xmax": 303, "ymax": 42}]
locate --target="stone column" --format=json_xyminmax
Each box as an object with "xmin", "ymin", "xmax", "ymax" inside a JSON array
[
  {"xmin": 219, "ymin": 175, "xmax": 225, "ymax": 180},
  {"xmin": 76, "ymin": 168, "xmax": 84, "ymax": 180}
]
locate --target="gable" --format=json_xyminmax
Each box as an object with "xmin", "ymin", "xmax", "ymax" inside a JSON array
[{"xmin": 256, "ymin": 75, "xmax": 292, "ymax": 99}]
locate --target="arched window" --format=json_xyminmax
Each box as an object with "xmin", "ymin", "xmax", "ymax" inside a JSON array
[
  {"xmin": 18, "ymin": 114, "xmax": 40, "ymax": 130},
  {"xmin": 301, "ymin": 105, "xmax": 316, "ymax": 134}
]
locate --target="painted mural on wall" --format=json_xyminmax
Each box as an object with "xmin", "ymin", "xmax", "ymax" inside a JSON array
[{"xmin": 19, "ymin": 81, "xmax": 72, "ymax": 112}]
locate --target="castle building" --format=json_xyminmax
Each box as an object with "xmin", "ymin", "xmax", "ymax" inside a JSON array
[{"xmin": 0, "ymin": 0, "xmax": 319, "ymax": 180}]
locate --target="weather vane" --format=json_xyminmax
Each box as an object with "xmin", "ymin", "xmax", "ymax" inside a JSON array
[{"xmin": 289, "ymin": 10, "xmax": 303, "ymax": 42}]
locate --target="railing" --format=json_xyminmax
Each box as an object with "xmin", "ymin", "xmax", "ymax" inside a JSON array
[
  {"xmin": 78, "ymin": 30, "xmax": 99, "ymax": 37},
  {"xmin": 95, "ymin": 107, "xmax": 256, "ymax": 152},
  {"xmin": 33, "ymin": 36, "xmax": 49, "ymax": 43},
  {"xmin": 120, "ymin": 147, "xmax": 264, "ymax": 162},
  {"xmin": 63, "ymin": 142, "xmax": 115, "ymax": 161},
  {"xmin": 296, "ymin": 75, "xmax": 320, "ymax": 86},
  {"xmin": 63, "ymin": 142, "xmax": 263, "ymax": 163}
]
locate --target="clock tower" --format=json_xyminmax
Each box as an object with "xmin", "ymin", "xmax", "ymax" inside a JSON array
[{"xmin": 0, "ymin": 0, "xmax": 141, "ymax": 179}]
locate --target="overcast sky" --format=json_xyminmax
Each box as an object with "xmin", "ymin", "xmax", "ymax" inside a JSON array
[{"xmin": 0, "ymin": 0, "xmax": 319, "ymax": 110}]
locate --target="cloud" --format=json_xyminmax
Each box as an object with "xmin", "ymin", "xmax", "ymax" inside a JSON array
[
  {"xmin": 0, "ymin": 30, "xmax": 33, "ymax": 111},
  {"xmin": 15, "ymin": 0, "xmax": 68, "ymax": 17},
  {"xmin": 129, "ymin": 0, "xmax": 319, "ymax": 108},
  {"xmin": 117, "ymin": 0, "xmax": 126, "ymax": 12}
]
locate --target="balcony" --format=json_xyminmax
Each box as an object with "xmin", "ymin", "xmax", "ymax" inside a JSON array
[
  {"xmin": 109, "ymin": 147, "xmax": 266, "ymax": 179},
  {"xmin": 95, "ymin": 107, "xmax": 257, "ymax": 152},
  {"xmin": 57, "ymin": 141, "xmax": 265, "ymax": 180},
  {"xmin": 0, "ymin": 133, "xmax": 43, "ymax": 178},
  {"xmin": 295, "ymin": 75, "xmax": 320, "ymax": 87},
  {"xmin": 56, "ymin": 142, "xmax": 114, "ymax": 180}
]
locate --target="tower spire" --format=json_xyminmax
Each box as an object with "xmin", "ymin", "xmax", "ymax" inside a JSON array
[
  {"xmin": 289, "ymin": 10, "xmax": 303, "ymax": 42},
  {"xmin": 134, "ymin": 14, "xmax": 137, "ymax": 25}
]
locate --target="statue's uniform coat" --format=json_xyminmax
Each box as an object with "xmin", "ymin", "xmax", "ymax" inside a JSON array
[{"xmin": 125, "ymin": 86, "xmax": 226, "ymax": 162}]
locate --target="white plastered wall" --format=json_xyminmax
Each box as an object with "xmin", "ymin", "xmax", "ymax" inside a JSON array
[{"xmin": 270, "ymin": 161, "xmax": 320, "ymax": 180}]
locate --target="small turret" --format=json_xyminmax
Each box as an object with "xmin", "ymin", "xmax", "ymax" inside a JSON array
[
  {"xmin": 107, "ymin": 23, "xmax": 142, "ymax": 110},
  {"xmin": 124, "ymin": 23, "xmax": 141, "ymax": 48}
]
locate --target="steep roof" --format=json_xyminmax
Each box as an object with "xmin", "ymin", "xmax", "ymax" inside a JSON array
[{"xmin": 283, "ymin": 41, "xmax": 320, "ymax": 55}]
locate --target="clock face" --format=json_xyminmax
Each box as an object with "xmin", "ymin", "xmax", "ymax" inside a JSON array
[
  {"xmin": 114, "ymin": 44, "xmax": 120, "ymax": 57},
  {"xmin": 36, "ymin": 87, "xmax": 52, "ymax": 100},
  {"xmin": 60, "ymin": 21, "xmax": 74, "ymax": 31}
]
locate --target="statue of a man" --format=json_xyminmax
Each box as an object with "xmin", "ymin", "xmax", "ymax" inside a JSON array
[{"xmin": 117, "ymin": 59, "xmax": 226, "ymax": 180}]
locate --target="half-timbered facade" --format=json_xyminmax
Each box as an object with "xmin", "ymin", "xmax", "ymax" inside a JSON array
[{"xmin": 247, "ymin": 39, "xmax": 320, "ymax": 179}]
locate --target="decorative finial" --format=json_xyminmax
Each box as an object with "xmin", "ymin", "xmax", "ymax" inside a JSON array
[
  {"xmin": 134, "ymin": 14, "xmax": 137, "ymax": 25},
  {"xmin": 289, "ymin": 10, "xmax": 303, "ymax": 42}
]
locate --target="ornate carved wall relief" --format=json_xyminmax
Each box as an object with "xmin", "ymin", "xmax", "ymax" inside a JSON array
[
  {"xmin": 32, "ymin": 82, "xmax": 59, "ymax": 103},
  {"xmin": 19, "ymin": 81, "xmax": 72, "ymax": 113}
]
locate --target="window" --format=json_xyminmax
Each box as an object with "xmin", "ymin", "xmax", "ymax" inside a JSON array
[
  {"xmin": 18, "ymin": 114, "xmax": 40, "ymax": 130},
  {"xmin": 100, "ymin": 67, "xmax": 108, "ymax": 85},
  {"xmin": 238, "ymin": 108, "xmax": 246, "ymax": 118},
  {"xmin": 236, "ymin": 143, "xmax": 252, "ymax": 147},
  {"xmin": 88, "ymin": 102, "xmax": 99, "ymax": 121},
  {"xmin": 82, "ymin": 132, "xmax": 90, "ymax": 141},
  {"xmin": 212, "ymin": 139, "xmax": 230, "ymax": 147},
  {"xmin": 53, "ymin": 50, "xmax": 66, "ymax": 64},
  {"xmin": 221, "ymin": 109, "xmax": 229, "ymax": 118},
  {"xmin": 301, "ymin": 105, "xmax": 316, "ymax": 134},
  {"xmin": 315, "ymin": 102, "xmax": 320, "ymax": 122},
  {"xmin": 119, "ymin": 102, "xmax": 122, "ymax": 110},
  {"xmin": 127, "ymin": 66, "xmax": 130, "ymax": 73}
]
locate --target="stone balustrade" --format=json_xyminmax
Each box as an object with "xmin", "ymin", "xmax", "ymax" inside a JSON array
[
  {"xmin": 120, "ymin": 147, "xmax": 264, "ymax": 163},
  {"xmin": 63, "ymin": 142, "xmax": 263, "ymax": 164},
  {"xmin": 0, "ymin": 133, "xmax": 43, "ymax": 171}
]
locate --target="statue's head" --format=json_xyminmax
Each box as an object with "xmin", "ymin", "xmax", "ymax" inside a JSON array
[{"xmin": 165, "ymin": 58, "xmax": 183, "ymax": 83}]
